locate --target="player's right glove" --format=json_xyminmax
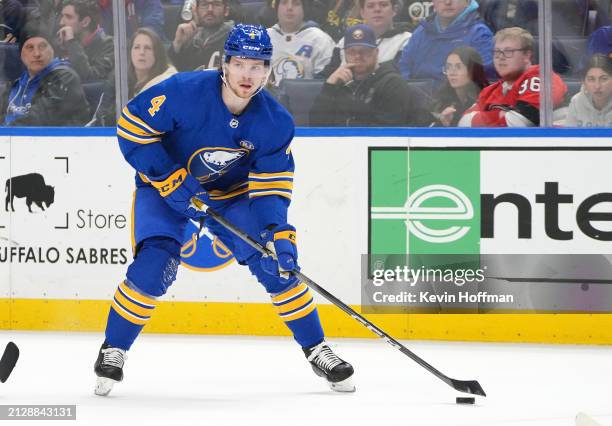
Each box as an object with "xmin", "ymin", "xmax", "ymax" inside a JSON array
[{"xmin": 149, "ymin": 168, "xmax": 209, "ymax": 220}]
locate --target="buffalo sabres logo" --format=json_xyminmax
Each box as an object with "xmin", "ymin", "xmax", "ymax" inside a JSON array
[
  {"xmin": 352, "ymin": 29, "xmax": 365, "ymax": 40},
  {"xmin": 188, "ymin": 147, "xmax": 249, "ymax": 182}
]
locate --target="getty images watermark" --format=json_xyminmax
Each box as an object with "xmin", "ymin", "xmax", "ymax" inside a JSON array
[{"xmin": 361, "ymin": 254, "xmax": 612, "ymax": 314}]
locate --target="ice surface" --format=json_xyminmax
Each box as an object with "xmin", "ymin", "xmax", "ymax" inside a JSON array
[{"xmin": 0, "ymin": 331, "xmax": 610, "ymax": 426}]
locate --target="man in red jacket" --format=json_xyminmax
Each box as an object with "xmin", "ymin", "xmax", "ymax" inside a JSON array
[{"xmin": 459, "ymin": 26, "xmax": 567, "ymax": 127}]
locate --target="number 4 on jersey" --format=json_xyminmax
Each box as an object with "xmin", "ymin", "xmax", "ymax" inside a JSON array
[{"xmin": 148, "ymin": 95, "xmax": 166, "ymax": 117}]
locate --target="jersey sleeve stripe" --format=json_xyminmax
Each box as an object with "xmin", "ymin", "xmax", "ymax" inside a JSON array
[
  {"xmin": 249, "ymin": 189, "xmax": 292, "ymax": 200},
  {"xmin": 248, "ymin": 172, "xmax": 294, "ymax": 179},
  {"xmin": 118, "ymin": 115, "xmax": 159, "ymax": 137},
  {"xmin": 121, "ymin": 107, "xmax": 163, "ymax": 135},
  {"xmin": 271, "ymin": 281, "xmax": 308, "ymax": 303},
  {"xmin": 117, "ymin": 128, "xmax": 161, "ymax": 144},
  {"xmin": 278, "ymin": 299, "xmax": 316, "ymax": 322},
  {"xmin": 248, "ymin": 180, "xmax": 293, "ymax": 191}
]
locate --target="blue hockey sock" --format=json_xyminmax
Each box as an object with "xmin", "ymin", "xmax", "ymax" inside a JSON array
[
  {"xmin": 271, "ymin": 281, "xmax": 324, "ymax": 348},
  {"xmin": 104, "ymin": 280, "xmax": 158, "ymax": 351}
]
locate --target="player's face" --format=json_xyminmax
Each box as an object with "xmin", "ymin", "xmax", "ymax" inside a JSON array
[
  {"xmin": 361, "ymin": 0, "xmax": 396, "ymax": 35},
  {"xmin": 225, "ymin": 56, "xmax": 269, "ymax": 98},
  {"xmin": 584, "ymin": 67, "xmax": 612, "ymax": 108},
  {"xmin": 278, "ymin": 0, "xmax": 304, "ymax": 31},
  {"xmin": 493, "ymin": 38, "xmax": 531, "ymax": 81},
  {"xmin": 444, "ymin": 53, "xmax": 470, "ymax": 89},
  {"xmin": 433, "ymin": 0, "xmax": 469, "ymax": 21},
  {"xmin": 131, "ymin": 34, "xmax": 155, "ymax": 75},
  {"xmin": 345, "ymin": 45, "xmax": 378, "ymax": 78},
  {"xmin": 196, "ymin": 0, "xmax": 228, "ymax": 28},
  {"xmin": 21, "ymin": 37, "xmax": 54, "ymax": 76}
]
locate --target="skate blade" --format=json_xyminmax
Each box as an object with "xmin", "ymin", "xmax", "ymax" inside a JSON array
[
  {"xmin": 94, "ymin": 377, "xmax": 117, "ymax": 396},
  {"xmin": 328, "ymin": 376, "xmax": 356, "ymax": 393}
]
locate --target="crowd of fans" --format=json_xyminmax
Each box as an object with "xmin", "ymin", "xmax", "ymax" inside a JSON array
[{"xmin": 0, "ymin": 0, "xmax": 610, "ymax": 127}]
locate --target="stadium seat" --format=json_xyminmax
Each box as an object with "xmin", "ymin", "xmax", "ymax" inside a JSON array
[
  {"xmin": 0, "ymin": 43, "xmax": 23, "ymax": 82},
  {"xmin": 81, "ymin": 80, "xmax": 107, "ymax": 114},
  {"xmin": 554, "ymin": 37, "xmax": 588, "ymax": 76},
  {"xmin": 163, "ymin": 3, "xmax": 182, "ymax": 42},
  {"xmin": 405, "ymin": 79, "xmax": 435, "ymax": 112},
  {"xmin": 564, "ymin": 78, "xmax": 583, "ymax": 99},
  {"xmin": 277, "ymin": 79, "xmax": 325, "ymax": 126}
]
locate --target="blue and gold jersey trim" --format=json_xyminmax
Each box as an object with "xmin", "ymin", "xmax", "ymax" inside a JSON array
[
  {"xmin": 208, "ymin": 181, "xmax": 249, "ymax": 201},
  {"xmin": 248, "ymin": 172, "xmax": 293, "ymax": 200},
  {"xmin": 117, "ymin": 107, "xmax": 164, "ymax": 145}
]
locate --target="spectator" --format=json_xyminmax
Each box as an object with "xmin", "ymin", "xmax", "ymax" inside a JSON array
[
  {"xmin": 0, "ymin": 0, "xmax": 26, "ymax": 43},
  {"xmin": 319, "ymin": 0, "xmax": 364, "ymax": 41},
  {"xmin": 98, "ymin": 27, "xmax": 177, "ymax": 126},
  {"xmin": 26, "ymin": 0, "xmax": 64, "ymax": 36},
  {"xmin": 0, "ymin": 25, "xmax": 90, "ymax": 126},
  {"xmin": 398, "ymin": 0, "xmax": 494, "ymax": 85},
  {"xmin": 267, "ymin": 0, "xmax": 335, "ymax": 85},
  {"xmin": 57, "ymin": 0, "xmax": 114, "ymax": 82},
  {"xmin": 430, "ymin": 46, "xmax": 488, "ymax": 126},
  {"xmin": 566, "ymin": 54, "xmax": 612, "ymax": 127},
  {"xmin": 459, "ymin": 26, "xmax": 567, "ymax": 127},
  {"xmin": 168, "ymin": 0, "xmax": 232, "ymax": 71},
  {"xmin": 310, "ymin": 23, "xmax": 428, "ymax": 126},
  {"xmin": 99, "ymin": 0, "xmax": 165, "ymax": 40},
  {"xmin": 585, "ymin": 25, "xmax": 612, "ymax": 59},
  {"xmin": 481, "ymin": 0, "xmax": 538, "ymax": 35},
  {"xmin": 320, "ymin": 0, "xmax": 411, "ymax": 78}
]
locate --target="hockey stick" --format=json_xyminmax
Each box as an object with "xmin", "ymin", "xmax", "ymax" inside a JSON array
[
  {"xmin": 205, "ymin": 208, "xmax": 486, "ymax": 397},
  {"xmin": 0, "ymin": 342, "xmax": 19, "ymax": 383}
]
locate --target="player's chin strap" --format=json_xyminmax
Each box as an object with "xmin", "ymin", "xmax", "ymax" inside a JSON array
[{"xmin": 221, "ymin": 64, "xmax": 272, "ymax": 100}]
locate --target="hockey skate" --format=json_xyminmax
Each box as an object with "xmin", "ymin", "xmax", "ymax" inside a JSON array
[
  {"xmin": 94, "ymin": 343, "xmax": 126, "ymax": 396},
  {"xmin": 304, "ymin": 341, "xmax": 355, "ymax": 392}
]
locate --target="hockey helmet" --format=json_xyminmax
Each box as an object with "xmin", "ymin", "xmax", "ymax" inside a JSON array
[{"xmin": 224, "ymin": 23, "xmax": 273, "ymax": 62}]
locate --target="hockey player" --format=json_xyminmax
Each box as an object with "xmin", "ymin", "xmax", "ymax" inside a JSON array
[
  {"xmin": 93, "ymin": 23, "xmax": 355, "ymax": 396},
  {"xmin": 459, "ymin": 26, "xmax": 568, "ymax": 127}
]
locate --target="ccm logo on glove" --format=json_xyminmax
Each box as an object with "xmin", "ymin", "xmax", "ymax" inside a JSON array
[{"xmin": 150, "ymin": 168, "xmax": 187, "ymax": 197}]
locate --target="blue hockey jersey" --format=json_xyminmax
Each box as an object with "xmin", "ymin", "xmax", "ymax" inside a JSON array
[{"xmin": 116, "ymin": 70, "xmax": 295, "ymax": 229}]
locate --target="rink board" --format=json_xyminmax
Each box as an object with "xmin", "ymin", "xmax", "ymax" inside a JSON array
[{"xmin": 1, "ymin": 131, "xmax": 612, "ymax": 344}]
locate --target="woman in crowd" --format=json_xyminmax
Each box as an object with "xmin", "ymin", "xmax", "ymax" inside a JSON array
[
  {"xmin": 565, "ymin": 54, "xmax": 612, "ymax": 127},
  {"xmin": 430, "ymin": 46, "xmax": 488, "ymax": 127},
  {"xmin": 98, "ymin": 27, "xmax": 176, "ymax": 125}
]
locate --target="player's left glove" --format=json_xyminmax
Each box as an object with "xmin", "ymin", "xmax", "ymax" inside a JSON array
[{"xmin": 260, "ymin": 224, "xmax": 298, "ymax": 280}]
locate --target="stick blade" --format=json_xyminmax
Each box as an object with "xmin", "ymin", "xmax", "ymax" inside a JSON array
[
  {"xmin": 0, "ymin": 342, "xmax": 19, "ymax": 383},
  {"xmin": 450, "ymin": 379, "xmax": 486, "ymax": 396}
]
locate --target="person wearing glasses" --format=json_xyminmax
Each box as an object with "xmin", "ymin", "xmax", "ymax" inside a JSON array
[
  {"xmin": 398, "ymin": 0, "xmax": 494, "ymax": 86},
  {"xmin": 430, "ymin": 46, "xmax": 488, "ymax": 126},
  {"xmin": 169, "ymin": 0, "xmax": 233, "ymax": 71},
  {"xmin": 459, "ymin": 26, "xmax": 568, "ymax": 127}
]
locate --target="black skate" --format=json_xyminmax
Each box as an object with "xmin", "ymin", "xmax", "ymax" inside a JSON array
[
  {"xmin": 303, "ymin": 341, "xmax": 355, "ymax": 392},
  {"xmin": 94, "ymin": 343, "xmax": 126, "ymax": 396}
]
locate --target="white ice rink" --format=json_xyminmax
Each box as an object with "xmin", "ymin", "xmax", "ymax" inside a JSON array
[{"xmin": 0, "ymin": 331, "xmax": 610, "ymax": 426}]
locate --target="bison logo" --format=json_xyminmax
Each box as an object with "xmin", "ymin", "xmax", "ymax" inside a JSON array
[{"xmin": 5, "ymin": 173, "xmax": 55, "ymax": 213}]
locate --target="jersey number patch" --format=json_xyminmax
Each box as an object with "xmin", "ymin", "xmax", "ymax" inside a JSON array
[
  {"xmin": 518, "ymin": 77, "xmax": 540, "ymax": 95},
  {"xmin": 148, "ymin": 95, "xmax": 167, "ymax": 117}
]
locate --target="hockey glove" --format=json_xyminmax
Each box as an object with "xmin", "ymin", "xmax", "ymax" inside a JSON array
[
  {"xmin": 260, "ymin": 224, "xmax": 298, "ymax": 280},
  {"xmin": 149, "ymin": 168, "xmax": 209, "ymax": 220}
]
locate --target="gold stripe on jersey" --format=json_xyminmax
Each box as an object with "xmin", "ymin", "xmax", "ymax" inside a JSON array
[
  {"xmin": 249, "ymin": 190, "xmax": 292, "ymax": 200},
  {"xmin": 117, "ymin": 128, "xmax": 161, "ymax": 144},
  {"xmin": 248, "ymin": 180, "xmax": 293, "ymax": 191},
  {"xmin": 248, "ymin": 172, "xmax": 294, "ymax": 179},
  {"xmin": 121, "ymin": 107, "xmax": 163, "ymax": 135}
]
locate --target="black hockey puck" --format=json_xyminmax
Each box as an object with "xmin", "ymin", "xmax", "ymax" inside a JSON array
[{"xmin": 456, "ymin": 397, "xmax": 475, "ymax": 404}]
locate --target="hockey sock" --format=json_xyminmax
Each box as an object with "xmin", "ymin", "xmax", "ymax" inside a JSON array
[
  {"xmin": 271, "ymin": 281, "xmax": 324, "ymax": 348},
  {"xmin": 105, "ymin": 280, "xmax": 157, "ymax": 351}
]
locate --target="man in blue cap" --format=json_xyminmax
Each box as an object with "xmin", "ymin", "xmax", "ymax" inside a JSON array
[{"xmin": 310, "ymin": 23, "xmax": 428, "ymax": 126}]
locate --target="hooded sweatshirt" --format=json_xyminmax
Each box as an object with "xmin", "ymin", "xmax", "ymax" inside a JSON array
[
  {"xmin": 398, "ymin": 0, "xmax": 493, "ymax": 84},
  {"xmin": 565, "ymin": 89, "xmax": 612, "ymax": 127}
]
